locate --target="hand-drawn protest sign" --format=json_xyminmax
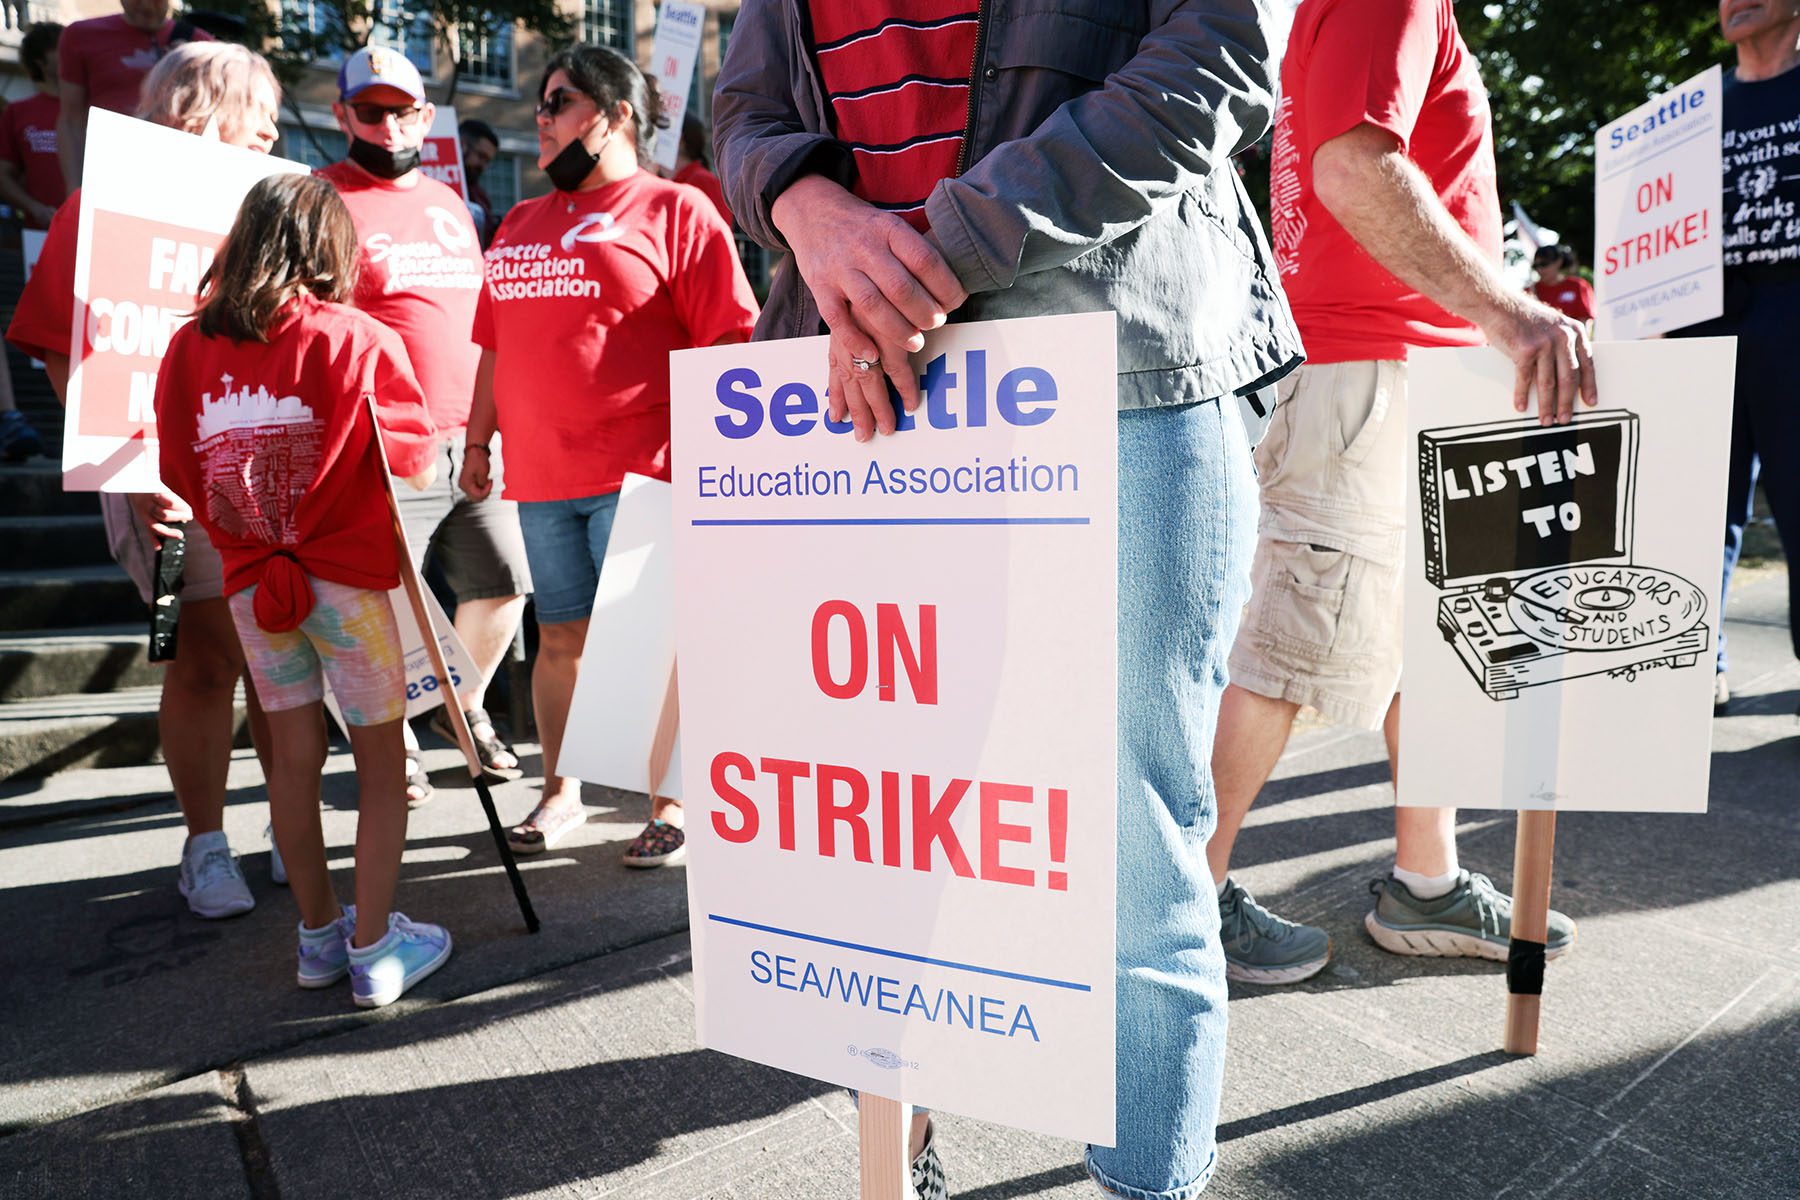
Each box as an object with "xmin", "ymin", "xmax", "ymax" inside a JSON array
[
  {"xmin": 647, "ymin": 0, "xmax": 705, "ymax": 172},
  {"xmin": 420, "ymin": 106, "xmax": 469, "ymax": 201},
  {"xmin": 1595, "ymin": 66, "xmax": 1723, "ymax": 339},
  {"xmin": 670, "ymin": 313, "xmax": 1118, "ymax": 1144},
  {"xmin": 65, "ymin": 109, "xmax": 306, "ymax": 492},
  {"xmin": 1401, "ymin": 340, "xmax": 1736, "ymax": 813},
  {"xmin": 560, "ymin": 474, "xmax": 683, "ymax": 799}
]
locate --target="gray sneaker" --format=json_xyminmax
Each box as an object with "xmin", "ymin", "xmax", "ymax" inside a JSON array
[
  {"xmin": 1217, "ymin": 877, "xmax": 1332, "ymax": 984},
  {"xmin": 178, "ymin": 831, "xmax": 254, "ymax": 919},
  {"xmin": 1365, "ymin": 870, "xmax": 1576, "ymax": 961}
]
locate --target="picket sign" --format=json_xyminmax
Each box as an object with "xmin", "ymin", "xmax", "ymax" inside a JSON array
[
  {"xmin": 1403, "ymin": 340, "xmax": 1737, "ymax": 1051},
  {"xmin": 647, "ymin": 1, "xmax": 706, "ymax": 171},
  {"xmin": 558, "ymin": 474, "xmax": 684, "ymax": 798},
  {"xmin": 367, "ymin": 397, "xmax": 541, "ymax": 933},
  {"xmin": 1594, "ymin": 66, "xmax": 1723, "ymax": 339},
  {"xmin": 420, "ymin": 106, "xmax": 470, "ymax": 201},
  {"xmin": 64, "ymin": 109, "xmax": 306, "ymax": 491}
]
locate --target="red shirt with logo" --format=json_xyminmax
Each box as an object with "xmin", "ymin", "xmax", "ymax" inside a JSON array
[
  {"xmin": 1530, "ymin": 276, "xmax": 1595, "ymax": 323},
  {"xmin": 472, "ymin": 169, "xmax": 759, "ymax": 502},
  {"xmin": 0, "ymin": 92, "xmax": 66, "ymax": 219},
  {"xmin": 59, "ymin": 15, "xmax": 214, "ymax": 116},
  {"xmin": 6, "ymin": 188, "xmax": 79, "ymax": 360},
  {"xmin": 156, "ymin": 293, "xmax": 437, "ymax": 603},
  {"xmin": 1271, "ymin": 0, "xmax": 1500, "ymax": 363},
  {"xmin": 317, "ymin": 160, "xmax": 486, "ymax": 432}
]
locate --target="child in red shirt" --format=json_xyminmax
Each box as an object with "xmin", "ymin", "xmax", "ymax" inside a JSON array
[{"xmin": 157, "ymin": 173, "xmax": 451, "ymax": 1008}]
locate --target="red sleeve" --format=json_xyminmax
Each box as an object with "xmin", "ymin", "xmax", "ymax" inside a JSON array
[
  {"xmin": 365, "ymin": 324, "xmax": 437, "ymax": 479},
  {"xmin": 670, "ymin": 196, "xmax": 759, "ymax": 348},
  {"xmin": 1302, "ymin": 0, "xmax": 1443, "ymax": 153},
  {"xmin": 1574, "ymin": 278, "xmax": 1596, "ymax": 322},
  {"xmin": 6, "ymin": 193, "xmax": 79, "ymax": 360},
  {"xmin": 153, "ymin": 327, "xmax": 201, "ymax": 509},
  {"xmin": 58, "ymin": 24, "xmax": 89, "ymax": 91}
]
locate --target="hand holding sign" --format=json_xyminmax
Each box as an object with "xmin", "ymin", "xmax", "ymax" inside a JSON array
[{"xmin": 1485, "ymin": 298, "xmax": 1598, "ymax": 427}]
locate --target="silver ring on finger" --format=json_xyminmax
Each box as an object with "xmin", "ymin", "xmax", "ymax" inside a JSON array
[{"xmin": 851, "ymin": 355, "xmax": 880, "ymax": 373}]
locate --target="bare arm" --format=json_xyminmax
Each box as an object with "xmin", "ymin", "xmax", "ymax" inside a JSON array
[
  {"xmin": 458, "ymin": 348, "xmax": 498, "ymax": 501},
  {"xmin": 44, "ymin": 351, "xmax": 69, "ymax": 403},
  {"xmin": 1312, "ymin": 123, "xmax": 1595, "ymax": 423},
  {"xmin": 56, "ymin": 83, "xmax": 86, "ymax": 193},
  {"xmin": 0, "ymin": 161, "xmax": 53, "ymax": 228}
]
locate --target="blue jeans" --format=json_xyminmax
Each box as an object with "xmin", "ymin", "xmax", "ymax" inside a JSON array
[
  {"xmin": 1086, "ymin": 398, "xmax": 1256, "ymax": 1199},
  {"xmin": 515, "ymin": 491, "xmax": 622, "ymax": 625}
]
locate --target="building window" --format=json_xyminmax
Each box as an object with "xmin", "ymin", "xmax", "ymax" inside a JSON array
[
  {"xmin": 278, "ymin": 123, "xmax": 343, "ymax": 169},
  {"xmin": 459, "ymin": 20, "xmax": 514, "ymax": 89},
  {"xmin": 370, "ymin": 0, "xmax": 436, "ymax": 77},
  {"xmin": 582, "ymin": 0, "xmax": 633, "ymax": 53},
  {"xmin": 483, "ymin": 153, "xmax": 521, "ymax": 217},
  {"xmin": 280, "ymin": 0, "xmax": 347, "ymax": 60}
]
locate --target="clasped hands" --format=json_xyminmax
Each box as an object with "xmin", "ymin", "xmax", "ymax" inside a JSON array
[{"xmin": 771, "ymin": 175, "xmax": 969, "ymax": 441}]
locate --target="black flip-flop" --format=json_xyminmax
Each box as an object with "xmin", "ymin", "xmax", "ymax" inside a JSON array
[{"xmin": 430, "ymin": 704, "xmax": 525, "ymax": 782}]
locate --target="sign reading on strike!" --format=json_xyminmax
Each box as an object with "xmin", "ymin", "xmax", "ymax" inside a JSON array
[
  {"xmin": 1595, "ymin": 66, "xmax": 1724, "ymax": 339},
  {"xmin": 648, "ymin": 0, "xmax": 705, "ymax": 172},
  {"xmin": 420, "ymin": 106, "xmax": 470, "ymax": 201},
  {"xmin": 671, "ymin": 313, "xmax": 1118, "ymax": 1144},
  {"xmin": 65, "ymin": 110, "xmax": 305, "ymax": 491}
]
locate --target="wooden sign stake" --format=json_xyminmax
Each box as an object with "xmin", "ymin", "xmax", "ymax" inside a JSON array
[
  {"xmin": 1503, "ymin": 809, "xmax": 1557, "ymax": 1054},
  {"xmin": 372, "ymin": 403, "xmax": 540, "ymax": 933},
  {"xmin": 859, "ymin": 1094, "xmax": 912, "ymax": 1200}
]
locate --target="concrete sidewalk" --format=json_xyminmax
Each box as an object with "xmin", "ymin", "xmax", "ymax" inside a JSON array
[{"xmin": 1, "ymin": 566, "xmax": 1795, "ymax": 1199}]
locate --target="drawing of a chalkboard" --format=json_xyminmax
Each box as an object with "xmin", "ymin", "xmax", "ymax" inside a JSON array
[{"xmin": 1417, "ymin": 411, "xmax": 1708, "ymax": 700}]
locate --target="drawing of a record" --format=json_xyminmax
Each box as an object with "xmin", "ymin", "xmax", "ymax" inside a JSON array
[{"xmin": 1504, "ymin": 565, "xmax": 1707, "ymax": 652}]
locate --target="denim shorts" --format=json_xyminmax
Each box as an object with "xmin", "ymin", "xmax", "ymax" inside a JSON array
[{"xmin": 515, "ymin": 491, "xmax": 622, "ymax": 625}]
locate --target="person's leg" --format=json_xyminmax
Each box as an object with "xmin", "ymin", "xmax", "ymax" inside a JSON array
[
  {"xmin": 1086, "ymin": 398, "xmax": 1256, "ymax": 1198},
  {"xmin": 347, "ymin": 717, "xmax": 409, "ymax": 943},
  {"xmin": 533, "ymin": 616, "xmax": 590, "ymax": 809},
  {"xmin": 1385, "ymin": 693, "xmax": 1458, "ymax": 881},
  {"xmin": 1733, "ymin": 284, "xmax": 1800, "ymax": 665},
  {"xmin": 264, "ymin": 703, "xmax": 337, "ymax": 930},
  {"xmin": 1714, "ymin": 381, "xmax": 1759, "ymax": 681},
  {"xmin": 158, "ymin": 597, "xmax": 243, "ymax": 837},
  {"xmin": 1205, "ymin": 684, "xmax": 1301, "ymax": 883},
  {"xmin": 453, "ymin": 594, "xmax": 528, "ymax": 706}
]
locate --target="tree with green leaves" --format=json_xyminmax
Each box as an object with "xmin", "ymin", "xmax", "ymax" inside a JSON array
[{"xmin": 1459, "ymin": 0, "xmax": 1730, "ymax": 260}]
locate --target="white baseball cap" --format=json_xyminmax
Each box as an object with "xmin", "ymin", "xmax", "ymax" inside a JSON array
[{"xmin": 338, "ymin": 45, "xmax": 427, "ymax": 104}]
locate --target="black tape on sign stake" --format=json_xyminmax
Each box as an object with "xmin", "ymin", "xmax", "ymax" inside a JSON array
[{"xmin": 1507, "ymin": 938, "xmax": 1547, "ymax": 996}]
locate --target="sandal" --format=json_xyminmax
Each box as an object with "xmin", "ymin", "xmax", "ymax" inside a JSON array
[
  {"xmin": 430, "ymin": 704, "xmax": 524, "ymax": 783},
  {"xmin": 506, "ymin": 799, "xmax": 586, "ymax": 855},
  {"xmin": 404, "ymin": 755, "xmax": 434, "ymax": 809},
  {"xmin": 621, "ymin": 818, "xmax": 686, "ymax": 869}
]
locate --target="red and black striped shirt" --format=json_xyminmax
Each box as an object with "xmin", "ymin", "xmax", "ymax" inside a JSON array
[{"xmin": 810, "ymin": 2, "xmax": 980, "ymax": 230}]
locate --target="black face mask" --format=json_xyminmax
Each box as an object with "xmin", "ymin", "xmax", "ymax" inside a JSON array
[
  {"xmin": 348, "ymin": 136, "xmax": 421, "ymax": 180},
  {"xmin": 544, "ymin": 134, "xmax": 602, "ymax": 193}
]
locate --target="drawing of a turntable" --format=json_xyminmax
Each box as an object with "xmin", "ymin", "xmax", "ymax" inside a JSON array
[{"xmin": 1418, "ymin": 411, "xmax": 1709, "ymax": 701}]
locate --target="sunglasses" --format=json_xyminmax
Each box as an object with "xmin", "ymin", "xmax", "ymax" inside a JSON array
[
  {"xmin": 349, "ymin": 101, "xmax": 425, "ymax": 126},
  {"xmin": 536, "ymin": 87, "xmax": 590, "ymax": 118}
]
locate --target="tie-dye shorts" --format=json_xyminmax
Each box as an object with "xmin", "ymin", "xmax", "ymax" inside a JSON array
[{"xmin": 227, "ymin": 576, "xmax": 406, "ymax": 726}]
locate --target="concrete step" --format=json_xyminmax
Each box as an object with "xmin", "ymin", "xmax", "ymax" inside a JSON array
[
  {"xmin": 0, "ymin": 564, "xmax": 144, "ymax": 630},
  {"xmin": 0, "ymin": 624, "xmax": 156, "ymax": 702},
  {"xmin": 0, "ymin": 462, "xmax": 100, "ymax": 517},
  {"xmin": 1, "ymin": 512, "xmax": 111, "ymax": 569},
  {"xmin": 0, "ymin": 686, "xmax": 162, "ymax": 781}
]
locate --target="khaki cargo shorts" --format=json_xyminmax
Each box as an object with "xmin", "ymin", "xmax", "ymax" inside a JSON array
[{"xmin": 1228, "ymin": 359, "xmax": 1408, "ymax": 730}]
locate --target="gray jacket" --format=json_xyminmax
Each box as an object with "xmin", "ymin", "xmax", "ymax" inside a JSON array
[{"xmin": 713, "ymin": 0, "xmax": 1303, "ymax": 410}]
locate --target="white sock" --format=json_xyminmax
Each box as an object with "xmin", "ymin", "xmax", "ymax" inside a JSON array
[{"xmin": 1393, "ymin": 861, "xmax": 1460, "ymax": 900}]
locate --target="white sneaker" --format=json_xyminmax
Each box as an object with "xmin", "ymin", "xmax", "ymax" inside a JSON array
[
  {"xmin": 266, "ymin": 822, "xmax": 287, "ymax": 886},
  {"xmin": 177, "ymin": 831, "xmax": 255, "ymax": 919}
]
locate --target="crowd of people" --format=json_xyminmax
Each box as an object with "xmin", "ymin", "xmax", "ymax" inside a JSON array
[{"xmin": 3, "ymin": 0, "xmax": 1795, "ymax": 1196}]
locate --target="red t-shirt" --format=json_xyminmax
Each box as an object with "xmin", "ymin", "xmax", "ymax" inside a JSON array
[
  {"xmin": 1271, "ymin": 0, "xmax": 1500, "ymax": 363},
  {"xmin": 1530, "ymin": 276, "xmax": 1595, "ymax": 323},
  {"xmin": 673, "ymin": 160, "xmax": 733, "ymax": 228},
  {"xmin": 812, "ymin": 1, "xmax": 979, "ymax": 230},
  {"xmin": 156, "ymin": 294, "xmax": 437, "ymax": 605},
  {"xmin": 472, "ymin": 169, "xmax": 760, "ymax": 502},
  {"xmin": 317, "ymin": 161, "xmax": 486, "ymax": 433},
  {"xmin": 0, "ymin": 92, "xmax": 66, "ymax": 219},
  {"xmin": 59, "ymin": 15, "xmax": 214, "ymax": 117},
  {"xmin": 6, "ymin": 188, "xmax": 79, "ymax": 361}
]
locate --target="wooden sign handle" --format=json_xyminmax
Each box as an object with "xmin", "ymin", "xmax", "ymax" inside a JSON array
[
  {"xmin": 1504, "ymin": 809, "xmax": 1557, "ymax": 1054},
  {"xmin": 858, "ymin": 1094, "xmax": 912, "ymax": 1200}
]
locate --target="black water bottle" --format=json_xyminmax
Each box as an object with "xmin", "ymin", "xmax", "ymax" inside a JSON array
[{"xmin": 148, "ymin": 526, "xmax": 186, "ymax": 662}]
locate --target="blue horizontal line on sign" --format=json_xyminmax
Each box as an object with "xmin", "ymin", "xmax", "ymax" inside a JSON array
[
  {"xmin": 707, "ymin": 914, "xmax": 1093, "ymax": 992},
  {"xmin": 1605, "ymin": 263, "xmax": 1714, "ymax": 304},
  {"xmin": 690, "ymin": 517, "xmax": 1091, "ymax": 527}
]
